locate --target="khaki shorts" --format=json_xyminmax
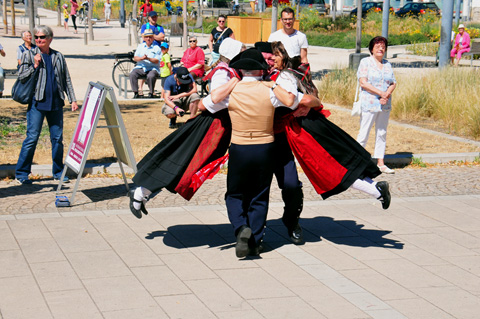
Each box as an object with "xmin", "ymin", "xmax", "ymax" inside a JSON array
[{"xmin": 161, "ymin": 93, "xmax": 201, "ymax": 116}]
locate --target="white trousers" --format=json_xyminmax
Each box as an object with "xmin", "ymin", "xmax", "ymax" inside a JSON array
[{"xmin": 357, "ymin": 110, "xmax": 390, "ymax": 159}]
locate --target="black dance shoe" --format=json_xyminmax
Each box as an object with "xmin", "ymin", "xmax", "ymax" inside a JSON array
[
  {"xmin": 288, "ymin": 223, "xmax": 304, "ymax": 245},
  {"xmin": 235, "ymin": 225, "xmax": 252, "ymax": 258},
  {"xmin": 376, "ymin": 181, "xmax": 391, "ymax": 210},
  {"xmin": 129, "ymin": 190, "xmax": 149, "ymax": 218}
]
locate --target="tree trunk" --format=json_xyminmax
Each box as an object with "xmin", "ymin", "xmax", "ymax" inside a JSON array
[
  {"xmin": 183, "ymin": 0, "xmax": 187, "ymax": 49},
  {"xmin": 3, "ymin": 0, "xmax": 8, "ymax": 34},
  {"xmin": 271, "ymin": 0, "xmax": 278, "ymax": 34},
  {"xmin": 10, "ymin": 0, "xmax": 15, "ymax": 35},
  {"xmin": 29, "ymin": 0, "xmax": 35, "ymax": 35},
  {"xmin": 57, "ymin": 0, "xmax": 61, "ymax": 26}
]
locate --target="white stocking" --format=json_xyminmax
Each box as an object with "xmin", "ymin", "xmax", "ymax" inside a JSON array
[
  {"xmin": 133, "ymin": 187, "xmax": 152, "ymax": 210},
  {"xmin": 351, "ymin": 178, "xmax": 381, "ymax": 198}
]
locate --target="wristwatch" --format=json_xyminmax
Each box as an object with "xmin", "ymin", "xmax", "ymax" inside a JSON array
[{"xmin": 272, "ymin": 83, "xmax": 278, "ymax": 90}]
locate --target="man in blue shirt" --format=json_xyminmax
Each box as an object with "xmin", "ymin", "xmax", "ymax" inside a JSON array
[
  {"xmin": 140, "ymin": 11, "xmax": 165, "ymax": 47},
  {"xmin": 129, "ymin": 29, "xmax": 161, "ymax": 98},
  {"xmin": 161, "ymin": 67, "xmax": 200, "ymax": 128}
]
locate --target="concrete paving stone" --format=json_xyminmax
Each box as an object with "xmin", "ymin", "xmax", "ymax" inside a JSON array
[
  {"xmin": 215, "ymin": 309, "xmax": 264, "ymax": 319},
  {"xmin": 279, "ymin": 249, "xmax": 326, "ymax": 266},
  {"xmin": 301, "ymin": 263, "xmax": 345, "ymax": 281},
  {"xmin": 30, "ymin": 261, "xmax": 83, "ymax": 292},
  {"xmin": 150, "ymin": 209, "xmax": 203, "ymax": 228},
  {"xmin": 66, "ymin": 250, "xmax": 132, "ymax": 279},
  {"xmin": 118, "ymin": 213, "xmax": 166, "ymax": 234},
  {"xmin": 390, "ymin": 245, "xmax": 449, "ymax": 267},
  {"xmin": 0, "ymin": 222, "xmax": 19, "ymax": 251},
  {"xmin": 17, "ymin": 237, "xmax": 66, "ymax": 264},
  {"xmin": 386, "ymin": 298, "xmax": 455, "ymax": 319},
  {"xmin": 387, "ymin": 207, "xmax": 447, "ymax": 228},
  {"xmin": 14, "ymin": 213, "xmax": 61, "ymax": 219},
  {"xmin": 350, "ymin": 214, "xmax": 427, "ymax": 236},
  {"xmin": 412, "ymin": 286, "xmax": 480, "ymax": 319},
  {"xmin": 88, "ymin": 215, "xmax": 142, "ymax": 243},
  {"xmin": 340, "ymin": 292, "xmax": 393, "ymax": 312},
  {"xmin": 103, "ymin": 209, "xmax": 131, "ymax": 216},
  {"xmin": 216, "ymin": 268, "xmax": 295, "ymax": 300},
  {"xmin": 130, "ymin": 265, "xmax": 191, "ymax": 297},
  {"xmin": 160, "ymin": 252, "xmax": 218, "ymax": 281},
  {"xmin": 0, "ymin": 215, "xmax": 15, "ymax": 221},
  {"xmin": 165, "ymin": 221, "xmax": 230, "ymax": 249},
  {"xmin": 7, "ymin": 218, "xmax": 52, "ymax": 240},
  {"xmin": 429, "ymin": 226, "xmax": 480, "ymax": 249},
  {"xmin": 140, "ymin": 231, "xmax": 189, "ymax": 255},
  {"xmin": 183, "ymin": 204, "xmax": 226, "ymax": 212},
  {"xmin": 364, "ymin": 308, "xmax": 407, "ymax": 319},
  {"xmin": 102, "ymin": 307, "xmax": 168, "ymax": 319},
  {"xmin": 340, "ymin": 268, "xmax": 416, "ymax": 301},
  {"xmin": 302, "ymin": 241, "xmax": 368, "ymax": 271},
  {"xmin": 43, "ymin": 289, "xmax": 103, "ymax": 319},
  {"xmin": 187, "ymin": 209, "xmax": 230, "ymax": 225},
  {"xmin": 320, "ymin": 276, "xmax": 367, "ymax": 295},
  {"xmin": 444, "ymin": 255, "xmax": 480, "ymax": 277},
  {"xmin": 424, "ymin": 264, "xmax": 480, "ymax": 296},
  {"xmin": 191, "ymin": 244, "xmax": 260, "ymax": 270},
  {"xmin": 184, "ymin": 278, "xmax": 253, "ymax": 313},
  {"xmin": 108, "ymin": 240, "xmax": 165, "ymax": 268},
  {"xmin": 0, "ymin": 250, "xmax": 31, "ymax": 278},
  {"xmin": 290, "ymin": 284, "xmax": 371, "ymax": 319},
  {"xmin": 249, "ymin": 296, "xmax": 326, "ymax": 318},
  {"xmin": 43, "ymin": 217, "xmax": 112, "ymax": 253},
  {"xmin": 254, "ymin": 257, "xmax": 321, "ymax": 288},
  {"xmin": 0, "ymin": 276, "xmax": 52, "ymax": 319},
  {"xmin": 102, "ymin": 306, "xmax": 168, "ymax": 319},
  {"xmin": 331, "ymin": 237, "xmax": 401, "ymax": 261},
  {"xmin": 154, "ymin": 294, "xmax": 217, "ymax": 318},
  {"xmin": 59, "ymin": 210, "xmax": 105, "ymax": 217},
  {"xmin": 298, "ymin": 213, "xmax": 360, "ymax": 239},
  {"xmin": 364, "ymin": 259, "xmax": 451, "ymax": 289},
  {"xmin": 82, "ymin": 275, "xmax": 158, "ymax": 312},
  {"xmin": 397, "ymin": 233, "xmax": 476, "ymax": 257}
]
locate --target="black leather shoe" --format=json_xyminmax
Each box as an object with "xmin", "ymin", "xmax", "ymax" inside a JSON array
[
  {"xmin": 249, "ymin": 244, "xmax": 263, "ymax": 256},
  {"xmin": 376, "ymin": 181, "xmax": 391, "ymax": 210},
  {"xmin": 133, "ymin": 93, "xmax": 144, "ymax": 99},
  {"xmin": 169, "ymin": 117, "xmax": 176, "ymax": 129},
  {"xmin": 235, "ymin": 225, "xmax": 252, "ymax": 258},
  {"xmin": 288, "ymin": 223, "xmax": 304, "ymax": 245},
  {"xmin": 148, "ymin": 93, "xmax": 155, "ymax": 98},
  {"xmin": 129, "ymin": 190, "xmax": 142, "ymax": 219}
]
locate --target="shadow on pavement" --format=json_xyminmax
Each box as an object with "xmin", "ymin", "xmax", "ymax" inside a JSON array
[
  {"xmin": 146, "ymin": 216, "xmax": 403, "ymax": 251},
  {"xmin": 0, "ymin": 179, "xmax": 65, "ymax": 199}
]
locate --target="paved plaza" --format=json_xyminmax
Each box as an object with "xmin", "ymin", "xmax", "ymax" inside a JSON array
[{"xmin": 1, "ymin": 7, "xmax": 480, "ymax": 319}]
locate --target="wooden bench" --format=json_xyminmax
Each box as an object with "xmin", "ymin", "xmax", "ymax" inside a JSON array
[{"xmin": 464, "ymin": 40, "xmax": 480, "ymax": 66}]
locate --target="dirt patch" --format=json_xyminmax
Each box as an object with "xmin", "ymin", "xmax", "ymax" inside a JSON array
[{"xmin": 0, "ymin": 99, "xmax": 478, "ymax": 166}]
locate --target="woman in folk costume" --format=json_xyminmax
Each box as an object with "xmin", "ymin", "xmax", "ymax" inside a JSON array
[
  {"xmin": 270, "ymin": 41, "xmax": 391, "ymax": 209},
  {"xmin": 128, "ymin": 39, "xmax": 245, "ymax": 219}
]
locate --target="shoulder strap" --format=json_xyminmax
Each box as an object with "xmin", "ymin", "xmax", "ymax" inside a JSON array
[{"xmin": 213, "ymin": 28, "xmax": 230, "ymax": 45}]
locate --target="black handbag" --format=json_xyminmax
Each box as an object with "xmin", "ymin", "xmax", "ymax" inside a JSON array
[{"xmin": 12, "ymin": 67, "xmax": 39, "ymax": 105}]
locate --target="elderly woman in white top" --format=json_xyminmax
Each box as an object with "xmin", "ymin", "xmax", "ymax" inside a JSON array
[{"xmin": 356, "ymin": 36, "xmax": 397, "ymax": 174}]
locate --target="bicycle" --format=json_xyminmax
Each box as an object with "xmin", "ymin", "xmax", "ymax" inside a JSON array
[{"xmin": 78, "ymin": 1, "xmax": 89, "ymax": 24}]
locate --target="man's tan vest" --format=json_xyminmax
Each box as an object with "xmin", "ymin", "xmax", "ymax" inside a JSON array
[{"xmin": 228, "ymin": 80, "xmax": 275, "ymax": 145}]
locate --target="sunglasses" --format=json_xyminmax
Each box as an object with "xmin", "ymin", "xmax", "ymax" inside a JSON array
[
  {"xmin": 35, "ymin": 35, "xmax": 47, "ymax": 39},
  {"xmin": 218, "ymin": 20, "xmax": 225, "ymax": 23},
  {"xmin": 189, "ymin": 40, "xmax": 197, "ymax": 43}
]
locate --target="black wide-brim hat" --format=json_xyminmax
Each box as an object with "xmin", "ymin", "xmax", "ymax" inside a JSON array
[
  {"xmin": 254, "ymin": 41, "xmax": 273, "ymax": 54},
  {"xmin": 229, "ymin": 48, "xmax": 268, "ymax": 71}
]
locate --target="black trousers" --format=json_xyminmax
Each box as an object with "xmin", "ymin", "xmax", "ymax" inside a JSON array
[
  {"xmin": 273, "ymin": 132, "xmax": 303, "ymax": 229},
  {"xmin": 225, "ymin": 142, "xmax": 275, "ymax": 245}
]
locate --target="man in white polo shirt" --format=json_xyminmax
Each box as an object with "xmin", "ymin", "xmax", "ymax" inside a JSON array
[{"xmin": 268, "ymin": 7, "xmax": 308, "ymax": 65}]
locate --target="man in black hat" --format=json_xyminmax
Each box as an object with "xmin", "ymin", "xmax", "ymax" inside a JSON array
[
  {"xmin": 225, "ymin": 48, "xmax": 309, "ymax": 258},
  {"xmin": 161, "ymin": 67, "xmax": 200, "ymax": 128},
  {"xmin": 140, "ymin": 11, "xmax": 165, "ymax": 47}
]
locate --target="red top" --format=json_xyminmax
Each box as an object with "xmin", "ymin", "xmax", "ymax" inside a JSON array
[
  {"xmin": 181, "ymin": 46, "xmax": 205, "ymax": 77},
  {"xmin": 139, "ymin": 3, "xmax": 153, "ymax": 17}
]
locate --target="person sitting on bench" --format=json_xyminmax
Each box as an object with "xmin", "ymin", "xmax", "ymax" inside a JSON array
[{"xmin": 129, "ymin": 29, "xmax": 161, "ymax": 98}]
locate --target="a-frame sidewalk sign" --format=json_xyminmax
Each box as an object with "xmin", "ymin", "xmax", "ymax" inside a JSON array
[{"xmin": 56, "ymin": 81, "xmax": 137, "ymax": 206}]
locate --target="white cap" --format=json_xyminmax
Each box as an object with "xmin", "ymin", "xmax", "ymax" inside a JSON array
[
  {"xmin": 458, "ymin": 24, "xmax": 465, "ymax": 29},
  {"xmin": 219, "ymin": 38, "xmax": 243, "ymax": 61}
]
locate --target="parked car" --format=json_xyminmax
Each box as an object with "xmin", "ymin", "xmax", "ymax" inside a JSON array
[
  {"xmin": 265, "ymin": 0, "xmax": 290, "ymax": 7},
  {"xmin": 299, "ymin": 0, "xmax": 329, "ymax": 15},
  {"xmin": 350, "ymin": 2, "xmax": 384, "ymax": 18},
  {"xmin": 395, "ymin": 2, "xmax": 440, "ymax": 18}
]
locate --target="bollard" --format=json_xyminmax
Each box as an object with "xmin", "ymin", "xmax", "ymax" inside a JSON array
[
  {"xmin": 84, "ymin": 32, "xmax": 88, "ymax": 45},
  {"xmin": 128, "ymin": 34, "xmax": 131, "ymax": 46}
]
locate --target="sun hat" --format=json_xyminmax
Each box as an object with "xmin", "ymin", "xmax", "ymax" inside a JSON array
[
  {"xmin": 219, "ymin": 38, "xmax": 243, "ymax": 61},
  {"xmin": 458, "ymin": 24, "xmax": 465, "ymax": 29},
  {"xmin": 176, "ymin": 67, "xmax": 193, "ymax": 84},
  {"xmin": 143, "ymin": 29, "xmax": 154, "ymax": 36},
  {"xmin": 63, "ymin": 3, "xmax": 68, "ymax": 8},
  {"xmin": 229, "ymin": 48, "xmax": 268, "ymax": 71}
]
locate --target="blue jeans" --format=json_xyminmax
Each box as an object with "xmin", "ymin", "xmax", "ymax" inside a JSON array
[{"xmin": 16, "ymin": 105, "xmax": 64, "ymax": 179}]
